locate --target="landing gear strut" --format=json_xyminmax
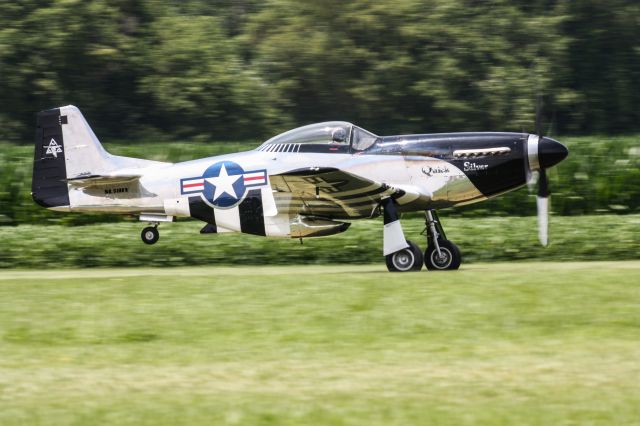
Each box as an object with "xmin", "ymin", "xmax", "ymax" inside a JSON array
[
  {"xmin": 381, "ymin": 197, "xmax": 424, "ymax": 272},
  {"xmin": 422, "ymin": 210, "xmax": 461, "ymax": 270},
  {"xmin": 141, "ymin": 224, "xmax": 159, "ymax": 245}
]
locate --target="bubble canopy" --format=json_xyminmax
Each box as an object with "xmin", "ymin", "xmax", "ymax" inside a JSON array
[{"xmin": 257, "ymin": 122, "xmax": 380, "ymax": 153}]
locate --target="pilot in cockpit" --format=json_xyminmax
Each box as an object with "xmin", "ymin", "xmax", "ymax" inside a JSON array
[{"xmin": 331, "ymin": 127, "xmax": 347, "ymax": 143}]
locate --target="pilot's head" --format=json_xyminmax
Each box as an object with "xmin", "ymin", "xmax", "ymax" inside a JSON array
[{"xmin": 331, "ymin": 127, "xmax": 347, "ymax": 143}]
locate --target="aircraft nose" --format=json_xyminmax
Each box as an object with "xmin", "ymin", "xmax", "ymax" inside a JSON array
[{"xmin": 538, "ymin": 136, "xmax": 568, "ymax": 169}]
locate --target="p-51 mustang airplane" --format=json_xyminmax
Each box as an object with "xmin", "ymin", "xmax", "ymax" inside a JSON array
[{"xmin": 32, "ymin": 106, "xmax": 568, "ymax": 271}]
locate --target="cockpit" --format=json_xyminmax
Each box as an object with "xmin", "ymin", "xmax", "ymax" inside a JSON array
[{"xmin": 256, "ymin": 122, "xmax": 380, "ymax": 154}]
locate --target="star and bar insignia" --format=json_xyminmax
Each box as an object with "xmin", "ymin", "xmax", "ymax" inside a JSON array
[{"xmin": 180, "ymin": 161, "xmax": 268, "ymax": 208}]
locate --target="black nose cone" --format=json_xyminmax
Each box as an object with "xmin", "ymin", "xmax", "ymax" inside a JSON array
[{"xmin": 539, "ymin": 137, "xmax": 569, "ymax": 169}]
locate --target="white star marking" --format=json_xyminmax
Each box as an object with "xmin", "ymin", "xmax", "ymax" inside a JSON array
[
  {"xmin": 45, "ymin": 139, "xmax": 63, "ymax": 158},
  {"xmin": 206, "ymin": 164, "xmax": 241, "ymax": 201}
]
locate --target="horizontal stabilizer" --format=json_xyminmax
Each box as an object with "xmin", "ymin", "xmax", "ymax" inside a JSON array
[{"xmin": 66, "ymin": 174, "xmax": 141, "ymax": 187}]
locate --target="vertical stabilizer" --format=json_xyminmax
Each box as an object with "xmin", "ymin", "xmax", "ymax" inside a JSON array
[
  {"xmin": 57, "ymin": 105, "xmax": 115, "ymax": 179},
  {"xmin": 32, "ymin": 105, "xmax": 163, "ymax": 210}
]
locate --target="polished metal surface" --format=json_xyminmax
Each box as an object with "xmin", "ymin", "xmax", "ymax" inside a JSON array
[
  {"xmin": 41, "ymin": 106, "xmax": 566, "ymax": 239},
  {"xmin": 527, "ymin": 134, "xmax": 540, "ymax": 171}
]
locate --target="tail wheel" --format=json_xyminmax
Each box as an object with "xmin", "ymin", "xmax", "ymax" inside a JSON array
[
  {"xmin": 141, "ymin": 226, "xmax": 159, "ymax": 245},
  {"xmin": 424, "ymin": 240, "xmax": 461, "ymax": 270},
  {"xmin": 386, "ymin": 240, "xmax": 423, "ymax": 272}
]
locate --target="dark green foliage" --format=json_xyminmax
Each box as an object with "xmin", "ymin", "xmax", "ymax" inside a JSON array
[
  {"xmin": 1, "ymin": 1, "xmax": 640, "ymax": 142},
  {"xmin": 0, "ymin": 0, "xmax": 155, "ymax": 140},
  {"xmin": 562, "ymin": 1, "xmax": 640, "ymax": 134},
  {"xmin": 244, "ymin": 0, "xmax": 572, "ymax": 134}
]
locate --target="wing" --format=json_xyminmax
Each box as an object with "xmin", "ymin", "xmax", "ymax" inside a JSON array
[{"xmin": 269, "ymin": 167, "xmax": 403, "ymax": 219}]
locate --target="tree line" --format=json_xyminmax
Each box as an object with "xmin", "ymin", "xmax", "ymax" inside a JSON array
[{"xmin": 1, "ymin": 0, "xmax": 639, "ymax": 143}]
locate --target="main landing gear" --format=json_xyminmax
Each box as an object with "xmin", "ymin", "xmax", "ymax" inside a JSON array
[
  {"xmin": 141, "ymin": 224, "xmax": 159, "ymax": 245},
  {"xmin": 422, "ymin": 210, "xmax": 461, "ymax": 271},
  {"xmin": 383, "ymin": 204, "xmax": 461, "ymax": 272}
]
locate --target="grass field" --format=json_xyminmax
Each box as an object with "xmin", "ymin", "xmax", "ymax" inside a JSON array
[{"xmin": 1, "ymin": 262, "xmax": 639, "ymax": 425}]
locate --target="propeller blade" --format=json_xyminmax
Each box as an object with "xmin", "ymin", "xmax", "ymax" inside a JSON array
[
  {"xmin": 537, "ymin": 168, "xmax": 549, "ymax": 246},
  {"xmin": 535, "ymin": 94, "xmax": 543, "ymax": 137},
  {"xmin": 537, "ymin": 196, "xmax": 548, "ymax": 247},
  {"xmin": 527, "ymin": 170, "xmax": 538, "ymax": 192},
  {"xmin": 538, "ymin": 167, "xmax": 549, "ymax": 198}
]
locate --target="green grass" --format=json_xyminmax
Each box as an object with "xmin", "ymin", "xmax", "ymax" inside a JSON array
[
  {"xmin": 1, "ymin": 262, "xmax": 639, "ymax": 425},
  {"xmin": 1, "ymin": 214, "xmax": 640, "ymax": 268}
]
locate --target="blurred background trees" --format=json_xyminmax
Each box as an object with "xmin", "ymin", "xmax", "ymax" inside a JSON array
[
  {"xmin": 1, "ymin": 0, "xmax": 640, "ymax": 225},
  {"xmin": 2, "ymin": 0, "xmax": 640, "ymax": 143}
]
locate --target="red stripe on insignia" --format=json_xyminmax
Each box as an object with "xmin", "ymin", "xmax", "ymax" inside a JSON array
[
  {"xmin": 183, "ymin": 182, "xmax": 204, "ymax": 188},
  {"xmin": 244, "ymin": 176, "xmax": 264, "ymax": 182}
]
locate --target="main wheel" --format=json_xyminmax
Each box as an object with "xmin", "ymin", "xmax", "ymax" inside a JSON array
[
  {"xmin": 424, "ymin": 240, "xmax": 461, "ymax": 270},
  {"xmin": 141, "ymin": 226, "xmax": 159, "ymax": 245},
  {"xmin": 386, "ymin": 240, "xmax": 423, "ymax": 272}
]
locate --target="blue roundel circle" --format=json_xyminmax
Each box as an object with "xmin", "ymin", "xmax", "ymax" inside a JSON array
[{"xmin": 202, "ymin": 161, "xmax": 247, "ymax": 208}]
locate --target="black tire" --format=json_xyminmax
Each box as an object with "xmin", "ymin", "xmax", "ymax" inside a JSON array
[
  {"xmin": 424, "ymin": 240, "xmax": 461, "ymax": 270},
  {"xmin": 408, "ymin": 241, "xmax": 424, "ymax": 271},
  {"xmin": 141, "ymin": 226, "xmax": 159, "ymax": 245},
  {"xmin": 386, "ymin": 240, "xmax": 423, "ymax": 272}
]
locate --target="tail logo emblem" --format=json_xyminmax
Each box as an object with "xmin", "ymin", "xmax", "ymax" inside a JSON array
[
  {"xmin": 44, "ymin": 139, "xmax": 63, "ymax": 158},
  {"xmin": 180, "ymin": 161, "xmax": 268, "ymax": 208}
]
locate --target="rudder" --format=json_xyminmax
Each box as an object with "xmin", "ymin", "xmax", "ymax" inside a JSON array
[{"xmin": 32, "ymin": 108, "xmax": 69, "ymax": 208}]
